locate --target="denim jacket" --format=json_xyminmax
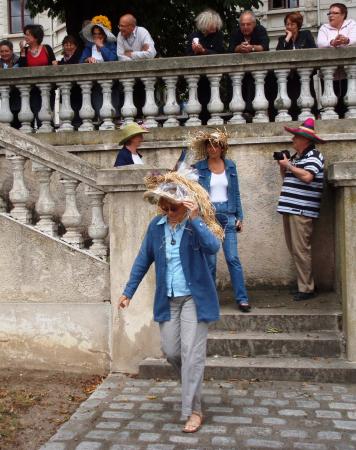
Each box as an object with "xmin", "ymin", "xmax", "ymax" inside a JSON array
[
  {"xmin": 194, "ymin": 159, "xmax": 244, "ymax": 220},
  {"xmin": 123, "ymin": 215, "xmax": 220, "ymax": 323}
]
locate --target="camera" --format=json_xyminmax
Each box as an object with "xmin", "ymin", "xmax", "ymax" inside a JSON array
[{"xmin": 273, "ymin": 150, "xmax": 290, "ymax": 161}]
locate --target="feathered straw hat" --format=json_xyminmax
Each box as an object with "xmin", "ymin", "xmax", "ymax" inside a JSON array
[
  {"xmin": 189, "ymin": 128, "xmax": 229, "ymax": 161},
  {"xmin": 144, "ymin": 171, "xmax": 224, "ymax": 240},
  {"xmin": 82, "ymin": 15, "xmax": 116, "ymax": 43}
]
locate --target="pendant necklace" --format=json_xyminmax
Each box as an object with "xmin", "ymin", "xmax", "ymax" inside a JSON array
[{"xmin": 169, "ymin": 225, "xmax": 177, "ymax": 245}]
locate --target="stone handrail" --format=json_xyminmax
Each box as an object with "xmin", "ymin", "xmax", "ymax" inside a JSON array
[
  {"xmin": 0, "ymin": 47, "xmax": 355, "ymax": 132},
  {"xmin": 0, "ymin": 125, "xmax": 109, "ymax": 259}
]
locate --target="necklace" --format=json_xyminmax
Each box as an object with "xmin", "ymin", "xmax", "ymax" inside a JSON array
[
  {"xmin": 168, "ymin": 226, "xmax": 176, "ymax": 245},
  {"xmin": 30, "ymin": 46, "xmax": 40, "ymax": 56}
]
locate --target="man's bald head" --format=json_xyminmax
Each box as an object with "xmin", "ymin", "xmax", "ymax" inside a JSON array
[{"xmin": 119, "ymin": 14, "xmax": 137, "ymax": 38}]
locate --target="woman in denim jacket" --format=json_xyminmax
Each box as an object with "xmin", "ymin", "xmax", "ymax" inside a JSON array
[{"xmin": 192, "ymin": 129, "xmax": 250, "ymax": 312}]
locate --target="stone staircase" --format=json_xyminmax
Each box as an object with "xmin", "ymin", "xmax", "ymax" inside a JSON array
[{"xmin": 139, "ymin": 289, "xmax": 356, "ymax": 383}]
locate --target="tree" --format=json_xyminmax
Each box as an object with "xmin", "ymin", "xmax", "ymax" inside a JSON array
[{"xmin": 26, "ymin": 0, "xmax": 262, "ymax": 56}]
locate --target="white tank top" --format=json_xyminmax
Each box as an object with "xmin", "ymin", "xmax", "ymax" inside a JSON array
[
  {"xmin": 132, "ymin": 153, "xmax": 143, "ymax": 165},
  {"xmin": 210, "ymin": 171, "xmax": 228, "ymax": 202}
]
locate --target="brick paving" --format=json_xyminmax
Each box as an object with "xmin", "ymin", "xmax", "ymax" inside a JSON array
[{"xmin": 40, "ymin": 374, "xmax": 356, "ymax": 450}]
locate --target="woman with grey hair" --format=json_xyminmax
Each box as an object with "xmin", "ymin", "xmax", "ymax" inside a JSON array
[{"xmin": 186, "ymin": 9, "xmax": 225, "ymax": 55}]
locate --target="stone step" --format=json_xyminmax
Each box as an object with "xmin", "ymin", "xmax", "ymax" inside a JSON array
[
  {"xmin": 212, "ymin": 306, "xmax": 342, "ymax": 333},
  {"xmin": 138, "ymin": 357, "xmax": 356, "ymax": 383},
  {"xmin": 207, "ymin": 330, "xmax": 343, "ymax": 358}
]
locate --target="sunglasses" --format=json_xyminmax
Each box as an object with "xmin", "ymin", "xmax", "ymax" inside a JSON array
[
  {"xmin": 161, "ymin": 205, "xmax": 179, "ymax": 213},
  {"xmin": 327, "ymin": 12, "xmax": 342, "ymax": 16}
]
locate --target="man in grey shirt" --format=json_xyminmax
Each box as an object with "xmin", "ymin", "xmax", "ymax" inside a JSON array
[{"xmin": 117, "ymin": 14, "xmax": 157, "ymax": 61}]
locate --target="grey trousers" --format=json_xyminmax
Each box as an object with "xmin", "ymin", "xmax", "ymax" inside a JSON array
[{"xmin": 159, "ymin": 295, "xmax": 209, "ymax": 419}]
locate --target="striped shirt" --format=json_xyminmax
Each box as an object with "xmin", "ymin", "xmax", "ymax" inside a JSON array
[{"xmin": 277, "ymin": 146, "xmax": 324, "ymax": 219}]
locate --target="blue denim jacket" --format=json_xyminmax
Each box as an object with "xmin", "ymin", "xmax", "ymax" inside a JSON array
[
  {"xmin": 123, "ymin": 215, "xmax": 220, "ymax": 323},
  {"xmin": 194, "ymin": 159, "xmax": 244, "ymax": 220}
]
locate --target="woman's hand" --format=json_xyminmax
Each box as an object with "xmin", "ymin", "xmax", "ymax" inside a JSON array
[
  {"xmin": 182, "ymin": 200, "xmax": 199, "ymax": 220},
  {"xmin": 192, "ymin": 42, "xmax": 206, "ymax": 55},
  {"xmin": 86, "ymin": 56, "xmax": 97, "ymax": 64},
  {"xmin": 236, "ymin": 220, "xmax": 243, "ymax": 232},
  {"xmin": 94, "ymin": 37, "xmax": 105, "ymax": 49},
  {"xmin": 52, "ymin": 60, "xmax": 58, "ymax": 65},
  {"xmin": 118, "ymin": 295, "xmax": 130, "ymax": 309},
  {"xmin": 285, "ymin": 29, "xmax": 293, "ymax": 43}
]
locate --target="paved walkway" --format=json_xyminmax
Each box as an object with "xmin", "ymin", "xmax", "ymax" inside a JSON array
[{"xmin": 40, "ymin": 374, "xmax": 356, "ymax": 450}]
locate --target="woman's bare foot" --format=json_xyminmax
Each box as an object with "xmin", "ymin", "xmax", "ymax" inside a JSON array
[{"xmin": 182, "ymin": 411, "xmax": 203, "ymax": 433}]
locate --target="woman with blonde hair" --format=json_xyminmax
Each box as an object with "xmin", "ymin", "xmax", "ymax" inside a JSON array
[{"xmin": 186, "ymin": 9, "xmax": 225, "ymax": 55}]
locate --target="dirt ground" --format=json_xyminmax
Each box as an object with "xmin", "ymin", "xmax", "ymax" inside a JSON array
[{"xmin": 0, "ymin": 369, "xmax": 104, "ymax": 450}]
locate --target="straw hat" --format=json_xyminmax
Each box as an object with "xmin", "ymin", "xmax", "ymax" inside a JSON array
[
  {"xmin": 189, "ymin": 128, "xmax": 229, "ymax": 160},
  {"xmin": 118, "ymin": 123, "xmax": 149, "ymax": 145},
  {"xmin": 81, "ymin": 18, "xmax": 116, "ymax": 44},
  {"xmin": 144, "ymin": 172, "xmax": 224, "ymax": 240},
  {"xmin": 284, "ymin": 118, "xmax": 325, "ymax": 144}
]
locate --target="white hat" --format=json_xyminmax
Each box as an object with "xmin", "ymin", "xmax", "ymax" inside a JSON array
[{"xmin": 81, "ymin": 22, "xmax": 116, "ymax": 44}]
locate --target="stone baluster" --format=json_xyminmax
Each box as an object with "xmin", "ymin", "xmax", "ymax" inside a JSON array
[
  {"xmin": 207, "ymin": 74, "xmax": 224, "ymax": 125},
  {"xmin": 121, "ymin": 79, "xmax": 137, "ymax": 125},
  {"xmin": 58, "ymin": 82, "xmax": 74, "ymax": 131},
  {"xmin": 37, "ymin": 83, "xmax": 54, "ymax": 133},
  {"xmin": 6, "ymin": 151, "xmax": 31, "ymax": 223},
  {"xmin": 60, "ymin": 176, "xmax": 83, "ymax": 247},
  {"xmin": 345, "ymin": 65, "xmax": 356, "ymax": 119},
  {"xmin": 78, "ymin": 81, "xmax": 95, "ymax": 132},
  {"xmin": 163, "ymin": 76, "xmax": 180, "ymax": 127},
  {"xmin": 0, "ymin": 86, "xmax": 14, "ymax": 125},
  {"xmin": 86, "ymin": 186, "xmax": 108, "ymax": 259},
  {"xmin": 98, "ymin": 80, "xmax": 115, "ymax": 130},
  {"xmin": 228, "ymin": 73, "xmax": 246, "ymax": 124},
  {"xmin": 297, "ymin": 68, "xmax": 315, "ymax": 121},
  {"xmin": 274, "ymin": 69, "xmax": 292, "ymax": 122},
  {"xmin": 142, "ymin": 77, "xmax": 159, "ymax": 128},
  {"xmin": 32, "ymin": 161, "xmax": 57, "ymax": 236},
  {"xmin": 0, "ymin": 195, "xmax": 5, "ymax": 212},
  {"xmin": 18, "ymin": 84, "xmax": 34, "ymax": 133},
  {"xmin": 252, "ymin": 70, "xmax": 269, "ymax": 123},
  {"xmin": 320, "ymin": 66, "xmax": 338, "ymax": 120},
  {"xmin": 184, "ymin": 75, "xmax": 202, "ymax": 127}
]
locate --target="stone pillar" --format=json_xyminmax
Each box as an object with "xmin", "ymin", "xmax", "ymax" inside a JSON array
[
  {"xmin": 78, "ymin": 81, "xmax": 95, "ymax": 132},
  {"xmin": 0, "ymin": 86, "xmax": 14, "ymax": 125},
  {"xmin": 142, "ymin": 77, "xmax": 159, "ymax": 128},
  {"xmin": 85, "ymin": 185, "xmax": 108, "ymax": 259},
  {"xmin": 121, "ymin": 78, "xmax": 137, "ymax": 125},
  {"xmin": 345, "ymin": 65, "xmax": 356, "ymax": 119},
  {"xmin": 98, "ymin": 80, "xmax": 115, "ymax": 130},
  {"xmin": 207, "ymin": 74, "xmax": 224, "ymax": 125},
  {"xmin": 228, "ymin": 72, "xmax": 246, "ymax": 124},
  {"xmin": 163, "ymin": 76, "xmax": 180, "ymax": 128},
  {"xmin": 6, "ymin": 152, "xmax": 31, "ymax": 224},
  {"xmin": 37, "ymin": 83, "xmax": 53, "ymax": 133},
  {"xmin": 58, "ymin": 82, "xmax": 74, "ymax": 132},
  {"xmin": 328, "ymin": 162, "xmax": 356, "ymax": 361},
  {"xmin": 184, "ymin": 75, "xmax": 201, "ymax": 127},
  {"xmin": 17, "ymin": 84, "xmax": 34, "ymax": 133},
  {"xmin": 320, "ymin": 66, "xmax": 338, "ymax": 120},
  {"xmin": 97, "ymin": 167, "xmax": 166, "ymax": 373},
  {"xmin": 252, "ymin": 70, "xmax": 269, "ymax": 123},
  {"xmin": 274, "ymin": 69, "xmax": 292, "ymax": 122},
  {"xmin": 297, "ymin": 68, "xmax": 315, "ymax": 121},
  {"xmin": 60, "ymin": 176, "xmax": 83, "ymax": 247}
]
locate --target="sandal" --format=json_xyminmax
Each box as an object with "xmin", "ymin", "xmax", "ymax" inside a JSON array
[{"xmin": 182, "ymin": 411, "xmax": 203, "ymax": 433}]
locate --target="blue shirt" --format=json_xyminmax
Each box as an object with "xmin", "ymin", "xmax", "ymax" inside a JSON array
[{"xmin": 157, "ymin": 216, "xmax": 191, "ymax": 297}]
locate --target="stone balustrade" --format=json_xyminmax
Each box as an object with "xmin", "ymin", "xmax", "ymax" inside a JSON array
[
  {"xmin": 0, "ymin": 48, "xmax": 355, "ymax": 132},
  {"xmin": 0, "ymin": 125, "xmax": 109, "ymax": 259}
]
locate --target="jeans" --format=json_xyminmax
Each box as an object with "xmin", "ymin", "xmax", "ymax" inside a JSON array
[{"xmin": 208, "ymin": 202, "xmax": 249, "ymax": 303}]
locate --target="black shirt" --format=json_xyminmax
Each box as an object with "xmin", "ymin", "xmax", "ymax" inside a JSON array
[
  {"xmin": 276, "ymin": 30, "xmax": 316, "ymax": 50},
  {"xmin": 186, "ymin": 31, "xmax": 225, "ymax": 56},
  {"xmin": 228, "ymin": 24, "xmax": 269, "ymax": 52}
]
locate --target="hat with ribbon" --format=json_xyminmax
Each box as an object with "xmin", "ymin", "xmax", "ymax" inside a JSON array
[
  {"xmin": 284, "ymin": 118, "xmax": 325, "ymax": 144},
  {"xmin": 118, "ymin": 123, "xmax": 149, "ymax": 145}
]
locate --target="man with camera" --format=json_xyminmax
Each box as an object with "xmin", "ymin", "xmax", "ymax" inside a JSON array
[{"xmin": 276, "ymin": 118, "xmax": 325, "ymax": 301}]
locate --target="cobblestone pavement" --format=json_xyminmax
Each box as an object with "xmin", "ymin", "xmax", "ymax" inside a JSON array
[{"xmin": 40, "ymin": 374, "xmax": 356, "ymax": 450}]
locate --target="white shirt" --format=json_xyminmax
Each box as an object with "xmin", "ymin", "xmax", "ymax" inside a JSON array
[
  {"xmin": 91, "ymin": 45, "xmax": 104, "ymax": 62},
  {"xmin": 317, "ymin": 19, "xmax": 356, "ymax": 48},
  {"xmin": 210, "ymin": 171, "xmax": 228, "ymax": 203},
  {"xmin": 117, "ymin": 26, "xmax": 157, "ymax": 61},
  {"xmin": 132, "ymin": 153, "xmax": 143, "ymax": 165}
]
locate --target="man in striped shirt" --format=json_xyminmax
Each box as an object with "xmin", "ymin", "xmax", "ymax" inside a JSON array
[{"xmin": 277, "ymin": 118, "xmax": 325, "ymax": 301}]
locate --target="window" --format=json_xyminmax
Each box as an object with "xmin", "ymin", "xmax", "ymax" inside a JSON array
[
  {"xmin": 8, "ymin": 0, "xmax": 33, "ymax": 34},
  {"xmin": 269, "ymin": 0, "xmax": 299, "ymax": 9}
]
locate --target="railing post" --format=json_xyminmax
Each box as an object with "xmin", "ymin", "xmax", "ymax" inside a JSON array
[
  {"xmin": 0, "ymin": 86, "xmax": 14, "ymax": 125},
  {"xmin": 252, "ymin": 70, "xmax": 269, "ymax": 123},
  {"xmin": 78, "ymin": 81, "xmax": 95, "ymax": 132},
  {"xmin": 274, "ymin": 69, "xmax": 292, "ymax": 122},
  {"xmin": 320, "ymin": 66, "xmax": 338, "ymax": 120},
  {"xmin": 345, "ymin": 65, "xmax": 356, "ymax": 119},
  {"xmin": 58, "ymin": 82, "xmax": 74, "ymax": 132},
  {"xmin": 98, "ymin": 80, "xmax": 115, "ymax": 130},
  {"xmin": 32, "ymin": 161, "xmax": 57, "ymax": 236},
  {"xmin": 37, "ymin": 82, "xmax": 54, "ymax": 133},
  {"xmin": 0, "ymin": 195, "xmax": 5, "ymax": 212},
  {"xmin": 6, "ymin": 151, "xmax": 31, "ymax": 224},
  {"xmin": 60, "ymin": 176, "xmax": 83, "ymax": 247},
  {"xmin": 228, "ymin": 72, "xmax": 246, "ymax": 124},
  {"xmin": 163, "ymin": 76, "xmax": 180, "ymax": 127},
  {"xmin": 18, "ymin": 84, "xmax": 34, "ymax": 133},
  {"xmin": 207, "ymin": 74, "xmax": 224, "ymax": 125},
  {"xmin": 121, "ymin": 78, "xmax": 137, "ymax": 125},
  {"xmin": 297, "ymin": 68, "xmax": 315, "ymax": 121},
  {"xmin": 184, "ymin": 75, "xmax": 202, "ymax": 127},
  {"xmin": 86, "ymin": 185, "xmax": 108, "ymax": 259},
  {"xmin": 142, "ymin": 77, "xmax": 159, "ymax": 128}
]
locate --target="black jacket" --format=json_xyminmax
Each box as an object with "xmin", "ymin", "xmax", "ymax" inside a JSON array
[
  {"xmin": 114, "ymin": 147, "xmax": 142, "ymax": 167},
  {"xmin": 58, "ymin": 48, "xmax": 82, "ymax": 65},
  {"xmin": 228, "ymin": 24, "xmax": 269, "ymax": 52},
  {"xmin": 186, "ymin": 31, "xmax": 225, "ymax": 55},
  {"xmin": 276, "ymin": 30, "xmax": 316, "ymax": 50}
]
